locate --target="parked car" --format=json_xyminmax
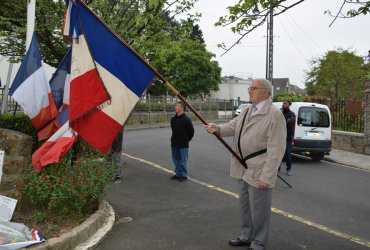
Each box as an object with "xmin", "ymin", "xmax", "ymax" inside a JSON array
[
  {"xmin": 234, "ymin": 103, "xmax": 251, "ymax": 117},
  {"xmin": 273, "ymin": 102, "xmax": 332, "ymax": 161}
]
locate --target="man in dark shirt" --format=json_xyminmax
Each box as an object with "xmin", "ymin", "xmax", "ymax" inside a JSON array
[
  {"xmin": 282, "ymin": 101, "xmax": 296, "ymax": 176},
  {"xmin": 170, "ymin": 102, "xmax": 194, "ymax": 182}
]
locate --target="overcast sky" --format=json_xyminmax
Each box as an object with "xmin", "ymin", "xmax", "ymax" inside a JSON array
[
  {"xmin": 1, "ymin": 1, "xmax": 369, "ymax": 90},
  {"xmin": 191, "ymin": 0, "xmax": 370, "ymax": 88}
]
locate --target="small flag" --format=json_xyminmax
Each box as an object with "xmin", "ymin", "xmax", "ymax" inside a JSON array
[
  {"xmin": 9, "ymin": 32, "xmax": 59, "ymax": 132},
  {"xmin": 37, "ymin": 49, "xmax": 72, "ymax": 140}
]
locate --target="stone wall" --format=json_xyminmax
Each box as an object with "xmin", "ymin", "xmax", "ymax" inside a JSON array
[
  {"xmin": 0, "ymin": 128, "xmax": 32, "ymax": 196},
  {"xmin": 332, "ymin": 130, "xmax": 364, "ymax": 154}
]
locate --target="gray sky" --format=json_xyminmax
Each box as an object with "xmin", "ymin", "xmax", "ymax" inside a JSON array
[
  {"xmin": 192, "ymin": 0, "xmax": 370, "ymax": 88},
  {"xmin": 1, "ymin": 0, "xmax": 369, "ymax": 90}
]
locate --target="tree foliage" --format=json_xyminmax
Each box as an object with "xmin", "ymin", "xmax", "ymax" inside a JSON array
[
  {"xmin": 216, "ymin": 0, "xmax": 370, "ymax": 54},
  {"xmin": 304, "ymin": 49, "xmax": 369, "ymax": 103},
  {"xmin": 0, "ymin": 0, "xmax": 221, "ymax": 97}
]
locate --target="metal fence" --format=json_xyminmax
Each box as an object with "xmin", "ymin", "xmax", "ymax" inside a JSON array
[
  {"xmin": 0, "ymin": 87, "xmax": 20, "ymax": 114},
  {"xmin": 0, "ymin": 88, "xmax": 246, "ymax": 123},
  {"xmin": 330, "ymin": 100, "xmax": 364, "ymax": 133},
  {"xmin": 126, "ymin": 94, "xmax": 245, "ymax": 124},
  {"xmin": 2, "ymin": 87, "xmax": 364, "ymax": 133}
]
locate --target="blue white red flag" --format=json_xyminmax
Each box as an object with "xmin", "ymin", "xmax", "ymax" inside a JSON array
[
  {"xmin": 50, "ymin": 48, "xmax": 71, "ymax": 112},
  {"xmin": 37, "ymin": 49, "xmax": 71, "ymax": 140},
  {"xmin": 32, "ymin": 122, "xmax": 77, "ymax": 173},
  {"xmin": 9, "ymin": 32, "xmax": 59, "ymax": 131},
  {"xmin": 63, "ymin": 0, "xmax": 156, "ymax": 153}
]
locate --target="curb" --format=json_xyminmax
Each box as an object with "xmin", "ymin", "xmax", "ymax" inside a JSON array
[{"xmin": 24, "ymin": 200, "xmax": 115, "ymax": 250}]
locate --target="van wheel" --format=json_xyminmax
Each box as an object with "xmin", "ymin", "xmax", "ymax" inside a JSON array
[{"xmin": 310, "ymin": 152, "xmax": 325, "ymax": 161}]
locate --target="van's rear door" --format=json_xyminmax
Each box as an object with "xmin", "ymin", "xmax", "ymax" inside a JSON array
[{"xmin": 294, "ymin": 105, "xmax": 331, "ymax": 150}]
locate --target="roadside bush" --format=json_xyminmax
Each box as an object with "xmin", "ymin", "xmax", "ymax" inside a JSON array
[
  {"xmin": 0, "ymin": 113, "xmax": 41, "ymax": 151},
  {"xmin": 21, "ymin": 152, "xmax": 114, "ymax": 219}
]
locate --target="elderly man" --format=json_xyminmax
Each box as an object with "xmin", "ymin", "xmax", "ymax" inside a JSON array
[{"xmin": 204, "ymin": 78, "xmax": 286, "ymax": 250}]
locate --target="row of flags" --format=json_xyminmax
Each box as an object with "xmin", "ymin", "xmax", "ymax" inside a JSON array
[{"xmin": 9, "ymin": 0, "xmax": 157, "ymax": 172}]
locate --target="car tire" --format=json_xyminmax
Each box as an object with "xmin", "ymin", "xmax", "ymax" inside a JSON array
[{"xmin": 310, "ymin": 152, "xmax": 325, "ymax": 161}]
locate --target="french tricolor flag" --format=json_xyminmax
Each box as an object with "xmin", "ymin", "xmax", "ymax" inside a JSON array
[
  {"xmin": 32, "ymin": 122, "xmax": 77, "ymax": 173},
  {"xmin": 63, "ymin": 0, "xmax": 156, "ymax": 153},
  {"xmin": 9, "ymin": 32, "xmax": 59, "ymax": 132},
  {"xmin": 37, "ymin": 49, "xmax": 72, "ymax": 140}
]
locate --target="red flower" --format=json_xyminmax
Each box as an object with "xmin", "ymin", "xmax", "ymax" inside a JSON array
[
  {"xmin": 42, "ymin": 176, "xmax": 48, "ymax": 181},
  {"xmin": 71, "ymin": 187, "xmax": 76, "ymax": 191},
  {"xmin": 50, "ymin": 182, "xmax": 54, "ymax": 187},
  {"xmin": 79, "ymin": 192, "xmax": 84, "ymax": 197},
  {"xmin": 68, "ymin": 177, "xmax": 74, "ymax": 182},
  {"xmin": 33, "ymin": 183, "xmax": 38, "ymax": 188},
  {"xmin": 59, "ymin": 179, "xmax": 65, "ymax": 184}
]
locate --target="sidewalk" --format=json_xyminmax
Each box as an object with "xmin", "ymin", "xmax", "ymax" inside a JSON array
[{"xmin": 325, "ymin": 149, "xmax": 370, "ymax": 171}]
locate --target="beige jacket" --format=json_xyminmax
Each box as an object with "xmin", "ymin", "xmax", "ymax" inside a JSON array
[{"xmin": 219, "ymin": 99, "xmax": 286, "ymax": 188}]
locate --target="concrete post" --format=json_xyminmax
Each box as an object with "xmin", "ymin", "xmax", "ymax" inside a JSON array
[{"xmin": 363, "ymin": 79, "xmax": 370, "ymax": 154}]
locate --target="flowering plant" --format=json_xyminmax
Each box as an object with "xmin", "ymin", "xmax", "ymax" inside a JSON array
[{"xmin": 21, "ymin": 152, "xmax": 114, "ymax": 218}]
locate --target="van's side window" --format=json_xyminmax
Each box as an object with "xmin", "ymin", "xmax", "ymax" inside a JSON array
[{"xmin": 298, "ymin": 107, "xmax": 330, "ymax": 128}]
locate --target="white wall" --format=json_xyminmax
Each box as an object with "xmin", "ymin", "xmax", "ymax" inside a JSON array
[{"xmin": 210, "ymin": 76, "xmax": 252, "ymax": 102}]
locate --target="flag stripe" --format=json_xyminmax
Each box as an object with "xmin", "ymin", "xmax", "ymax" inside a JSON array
[
  {"xmin": 69, "ymin": 35, "xmax": 110, "ymax": 122},
  {"xmin": 32, "ymin": 122, "xmax": 77, "ymax": 172},
  {"xmin": 11, "ymin": 66, "xmax": 51, "ymax": 118},
  {"xmin": 97, "ymin": 63, "xmax": 140, "ymax": 124},
  {"xmin": 70, "ymin": 111, "xmax": 121, "ymax": 153},
  {"xmin": 50, "ymin": 48, "xmax": 71, "ymax": 110},
  {"xmin": 9, "ymin": 35, "xmax": 42, "ymax": 96},
  {"xmin": 30, "ymin": 93, "xmax": 60, "ymax": 130}
]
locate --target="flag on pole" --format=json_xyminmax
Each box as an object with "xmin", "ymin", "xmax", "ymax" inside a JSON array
[
  {"xmin": 63, "ymin": 0, "xmax": 156, "ymax": 153},
  {"xmin": 37, "ymin": 49, "xmax": 72, "ymax": 140},
  {"xmin": 32, "ymin": 122, "xmax": 77, "ymax": 173},
  {"xmin": 9, "ymin": 32, "xmax": 59, "ymax": 132},
  {"xmin": 50, "ymin": 48, "xmax": 71, "ymax": 112}
]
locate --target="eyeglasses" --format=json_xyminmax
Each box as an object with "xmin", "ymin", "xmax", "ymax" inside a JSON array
[{"xmin": 248, "ymin": 87, "xmax": 266, "ymax": 91}]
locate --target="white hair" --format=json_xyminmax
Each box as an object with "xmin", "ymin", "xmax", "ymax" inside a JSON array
[{"xmin": 254, "ymin": 78, "xmax": 272, "ymax": 96}]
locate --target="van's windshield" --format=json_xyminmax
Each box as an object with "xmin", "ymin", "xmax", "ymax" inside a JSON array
[{"xmin": 297, "ymin": 107, "xmax": 330, "ymax": 128}]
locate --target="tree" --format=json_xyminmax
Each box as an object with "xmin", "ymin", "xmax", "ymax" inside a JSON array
[
  {"xmin": 0, "ymin": 0, "xmax": 221, "ymax": 97},
  {"xmin": 304, "ymin": 49, "xmax": 368, "ymax": 103},
  {"xmin": 0, "ymin": 0, "xmax": 67, "ymax": 66},
  {"xmin": 216, "ymin": 0, "xmax": 370, "ymax": 54},
  {"xmin": 134, "ymin": 12, "xmax": 221, "ymax": 96}
]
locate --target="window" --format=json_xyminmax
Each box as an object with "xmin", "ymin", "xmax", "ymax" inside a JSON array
[{"xmin": 298, "ymin": 107, "xmax": 330, "ymax": 127}]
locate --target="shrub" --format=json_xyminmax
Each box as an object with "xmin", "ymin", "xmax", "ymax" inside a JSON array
[
  {"xmin": 21, "ymin": 152, "xmax": 114, "ymax": 219},
  {"xmin": 0, "ymin": 113, "xmax": 41, "ymax": 151}
]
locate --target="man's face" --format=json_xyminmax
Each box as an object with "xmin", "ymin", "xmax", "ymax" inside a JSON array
[
  {"xmin": 248, "ymin": 80, "xmax": 268, "ymax": 105},
  {"xmin": 175, "ymin": 103, "xmax": 184, "ymax": 114},
  {"xmin": 282, "ymin": 101, "xmax": 290, "ymax": 110}
]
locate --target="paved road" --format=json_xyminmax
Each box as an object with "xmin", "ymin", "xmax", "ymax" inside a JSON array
[{"xmin": 97, "ymin": 125, "xmax": 370, "ymax": 249}]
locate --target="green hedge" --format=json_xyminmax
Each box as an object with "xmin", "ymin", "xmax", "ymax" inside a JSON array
[{"xmin": 0, "ymin": 113, "xmax": 41, "ymax": 152}]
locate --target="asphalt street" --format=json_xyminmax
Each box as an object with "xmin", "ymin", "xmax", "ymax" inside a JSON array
[{"xmin": 96, "ymin": 125, "xmax": 370, "ymax": 250}]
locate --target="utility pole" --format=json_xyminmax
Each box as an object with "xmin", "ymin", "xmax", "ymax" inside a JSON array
[{"xmin": 267, "ymin": 7, "xmax": 274, "ymax": 97}]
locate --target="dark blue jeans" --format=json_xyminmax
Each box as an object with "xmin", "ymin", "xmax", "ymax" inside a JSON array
[
  {"xmin": 171, "ymin": 148, "xmax": 189, "ymax": 177},
  {"xmin": 284, "ymin": 136, "xmax": 293, "ymax": 171}
]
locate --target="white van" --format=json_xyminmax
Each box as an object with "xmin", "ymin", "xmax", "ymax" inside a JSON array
[{"xmin": 273, "ymin": 102, "xmax": 332, "ymax": 161}]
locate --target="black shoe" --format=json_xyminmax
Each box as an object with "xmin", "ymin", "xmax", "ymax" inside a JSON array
[
  {"xmin": 178, "ymin": 176, "xmax": 188, "ymax": 182},
  {"xmin": 170, "ymin": 175, "xmax": 180, "ymax": 180},
  {"xmin": 229, "ymin": 238, "xmax": 251, "ymax": 247}
]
